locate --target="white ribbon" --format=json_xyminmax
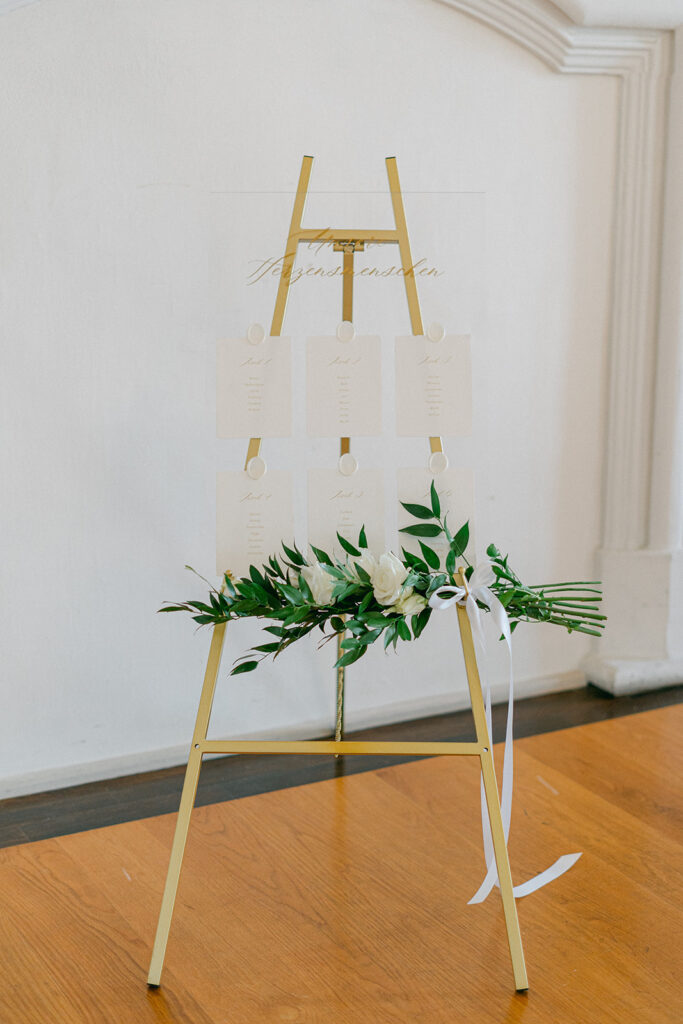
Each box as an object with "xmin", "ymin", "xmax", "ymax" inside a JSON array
[{"xmin": 428, "ymin": 562, "xmax": 581, "ymax": 903}]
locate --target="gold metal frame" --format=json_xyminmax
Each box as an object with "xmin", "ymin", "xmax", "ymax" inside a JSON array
[{"xmin": 148, "ymin": 161, "xmax": 528, "ymax": 993}]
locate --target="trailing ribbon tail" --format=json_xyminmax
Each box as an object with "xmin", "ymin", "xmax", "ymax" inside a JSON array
[{"xmin": 428, "ymin": 563, "xmax": 581, "ymax": 903}]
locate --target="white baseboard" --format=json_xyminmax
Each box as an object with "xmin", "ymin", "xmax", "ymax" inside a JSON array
[
  {"xmin": 584, "ymin": 654, "xmax": 683, "ymax": 696},
  {"xmin": 0, "ymin": 670, "xmax": 585, "ymax": 801}
]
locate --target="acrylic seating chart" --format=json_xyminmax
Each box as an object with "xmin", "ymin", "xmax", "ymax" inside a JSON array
[{"xmin": 215, "ymin": 323, "xmax": 474, "ymax": 576}]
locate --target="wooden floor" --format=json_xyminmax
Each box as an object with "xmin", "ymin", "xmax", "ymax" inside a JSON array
[{"xmin": 1, "ymin": 705, "xmax": 681, "ymax": 1023}]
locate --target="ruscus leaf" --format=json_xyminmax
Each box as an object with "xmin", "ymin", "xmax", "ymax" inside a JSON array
[
  {"xmin": 400, "ymin": 502, "xmax": 434, "ymax": 520},
  {"xmin": 337, "ymin": 532, "xmax": 361, "ymax": 557},
  {"xmin": 419, "ymin": 541, "xmax": 440, "ymax": 570},
  {"xmin": 451, "ymin": 522, "xmax": 470, "ymax": 557},
  {"xmin": 231, "ymin": 661, "xmax": 259, "ymax": 675},
  {"xmin": 400, "ymin": 523, "xmax": 442, "ymax": 538},
  {"xmin": 430, "ymin": 480, "xmax": 441, "ymax": 518}
]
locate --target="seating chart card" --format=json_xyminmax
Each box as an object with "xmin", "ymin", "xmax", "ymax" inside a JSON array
[
  {"xmin": 216, "ymin": 470, "xmax": 293, "ymax": 577},
  {"xmin": 395, "ymin": 334, "xmax": 472, "ymax": 437},
  {"xmin": 306, "ymin": 335, "xmax": 382, "ymax": 437},
  {"xmin": 308, "ymin": 468, "xmax": 384, "ymax": 556},
  {"xmin": 216, "ymin": 336, "xmax": 292, "ymax": 438},
  {"xmin": 397, "ymin": 467, "xmax": 475, "ymax": 562}
]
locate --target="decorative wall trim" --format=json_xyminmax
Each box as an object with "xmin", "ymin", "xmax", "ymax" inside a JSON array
[{"xmin": 438, "ymin": 0, "xmax": 673, "ymax": 551}]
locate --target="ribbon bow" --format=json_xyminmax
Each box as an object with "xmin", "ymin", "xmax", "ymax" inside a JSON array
[{"xmin": 429, "ymin": 561, "xmax": 581, "ymax": 904}]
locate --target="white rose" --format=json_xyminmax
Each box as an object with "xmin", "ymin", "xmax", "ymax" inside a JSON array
[
  {"xmin": 301, "ymin": 561, "xmax": 335, "ymax": 606},
  {"xmin": 372, "ymin": 552, "xmax": 408, "ymax": 606},
  {"xmin": 390, "ymin": 588, "xmax": 428, "ymax": 616},
  {"xmin": 352, "ymin": 550, "xmax": 378, "ymax": 580}
]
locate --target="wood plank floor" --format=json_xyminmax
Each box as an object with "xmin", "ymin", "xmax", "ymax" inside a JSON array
[{"xmin": 0, "ymin": 705, "xmax": 681, "ymax": 1023}]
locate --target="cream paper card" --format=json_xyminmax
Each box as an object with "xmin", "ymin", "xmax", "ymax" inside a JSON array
[
  {"xmin": 216, "ymin": 336, "xmax": 291, "ymax": 438},
  {"xmin": 216, "ymin": 470, "xmax": 293, "ymax": 577},
  {"xmin": 395, "ymin": 334, "xmax": 472, "ymax": 437},
  {"xmin": 308, "ymin": 469, "xmax": 384, "ymax": 556},
  {"xmin": 397, "ymin": 467, "xmax": 475, "ymax": 562},
  {"xmin": 306, "ymin": 335, "xmax": 382, "ymax": 437}
]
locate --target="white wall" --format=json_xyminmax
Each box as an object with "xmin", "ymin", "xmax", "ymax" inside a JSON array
[{"xmin": 0, "ymin": 0, "xmax": 619, "ymax": 796}]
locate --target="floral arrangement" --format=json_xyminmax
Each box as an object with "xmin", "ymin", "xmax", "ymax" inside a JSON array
[{"xmin": 161, "ymin": 483, "xmax": 605, "ymax": 674}]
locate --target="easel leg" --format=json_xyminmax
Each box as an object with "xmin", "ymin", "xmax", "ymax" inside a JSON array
[
  {"xmin": 147, "ymin": 622, "xmax": 227, "ymax": 986},
  {"xmin": 456, "ymin": 599, "xmax": 528, "ymax": 992},
  {"xmin": 479, "ymin": 748, "xmax": 528, "ymax": 991}
]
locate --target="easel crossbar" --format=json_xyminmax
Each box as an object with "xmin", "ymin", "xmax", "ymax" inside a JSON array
[
  {"xmin": 199, "ymin": 740, "xmax": 483, "ymax": 756},
  {"xmin": 294, "ymin": 228, "xmax": 399, "ymax": 243}
]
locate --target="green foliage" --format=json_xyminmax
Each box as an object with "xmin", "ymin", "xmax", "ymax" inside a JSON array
[
  {"xmin": 337, "ymin": 532, "xmax": 361, "ymax": 557},
  {"xmin": 160, "ymin": 487, "xmax": 605, "ymax": 675},
  {"xmin": 400, "ymin": 523, "xmax": 442, "ymax": 538}
]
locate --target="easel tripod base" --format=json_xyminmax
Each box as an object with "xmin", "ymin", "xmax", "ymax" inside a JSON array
[{"xmin": 147, "ymin": 584, "xmax": 528, "ymax": 992}]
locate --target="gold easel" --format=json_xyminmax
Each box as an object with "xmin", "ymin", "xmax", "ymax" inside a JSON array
[{"xmin": 148, "ymin": 158, "xmax": 528, "ymax": 993}]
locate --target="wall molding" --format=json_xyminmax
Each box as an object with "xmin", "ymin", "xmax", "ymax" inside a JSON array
[{"xmin": 438, "ymin": 0, "xmax": 673, "ymax": 552}]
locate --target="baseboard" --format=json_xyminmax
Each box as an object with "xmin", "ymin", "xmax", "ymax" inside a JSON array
[
  {"xmin": 0, "ymin": 669, "xmax": 585, "ymax": 801},
  {"xmin": 584, "ymin": 654, "xmax": 683, "ymax": 696}
]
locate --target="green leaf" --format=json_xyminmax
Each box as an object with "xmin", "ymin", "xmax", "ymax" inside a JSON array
[
  {"xmin": 324, "ymin": 564, "xmax": 347, "ymax": 580},
  {"xmin": 486, "ymin": 543, "xmax": 500, "ymax": 559},
  {"xmin": 358, "ymin": 591, "xmax": 373, "ymax": 613},
  {"xmin": 330, "ymin": 616, "xmax": 346, "ymax": 632},
  {"xmin": 252, "ymin": 642, "xmax": 281, "ymax": 653},
  {"xmin": 345, "ymin": 618, "xmax": 364, "ymax": 635},
  {"xmin": 337, "ymin": 532, "xmax": 361, "ymax": 557},
  {"xmin": 426, "ymin": 573, "xmax": 448, "ymax": 596},
  {"xmin": 446, "ymin": 548, "xmax": 456, "ymax": 576},
  {"xmin": 451, "ymin": 522, "xmax": 470, "ymax": 557},
  {"xmin": 354, "ymin": 561, "xmax": 371, "ymax": 583},
  {"xmin": 355, "ymin": 628, "xmax": 381, "ymax": 647},
  {"xmin": 411, "ymin": 606, "xmax": 431, "ymax": 639},
  {"xmin": 283, "ymin": 606, "xmax": 311, "ymax": 624},
  {"xmin": 430, "ymin": 480, "xmax": 441, "ymax": 518},
  {"xmin": 418, "ymin": 541, "xmax": 440, "ymax": 570},
  {"xmin": 335, "ymin": 647, "xmax": 366, "ymax": 668},
  {"xmin": 358, "ymin": 524, "xmax": 368, "ymax": 549},
  {"xmin": 230, "ymin": 660, "xmax": 259, "ymax": 675},
  {"xmin": 264, "ymin": 625, "xmax": 285, "ymax": 636},
  {"xmin": 400, "ymin": 523, "xmax": 442, "ymax": 538},
  {"xmin": 281, "ymin": 542, "xmax": 304, "ymax": 566},
  {"xmin": 396, "ymin": 618, "xmax": 411, "ymax": 642},
  {"xmin": 158, "ymin": 605, "xmax": 187, "ymax": 613},
  {"xmin": 249, "ymin": 565, "xmax": 265, "ymax": 587},
  {"xmin": 310, "ymin": 544, "xmax": 332, "ymax": 566},
  {"xmin": 402, "ymin": 547, "xmax": 429, "ymax": 574},
  {"xmin": 383, "ymin": 621, "xmax": 397, "ymax": 650},
  {"xmin": 223, "ymin": 574, "xmax": 236, "ymax": 596},
  {"xmin": 268, "ymin": 555, "xmax": 284, "ymax": 577},
  {"xmin": 364, "ymin": 611, "xmax": 390, "ymax": 628},
  {"xmin": 277, "ymin": 582, "xmax": 304, "ymax": 605},
  {"xmin": 400, "ymin": 502, "xmax": 434, "ymax": 520}
]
